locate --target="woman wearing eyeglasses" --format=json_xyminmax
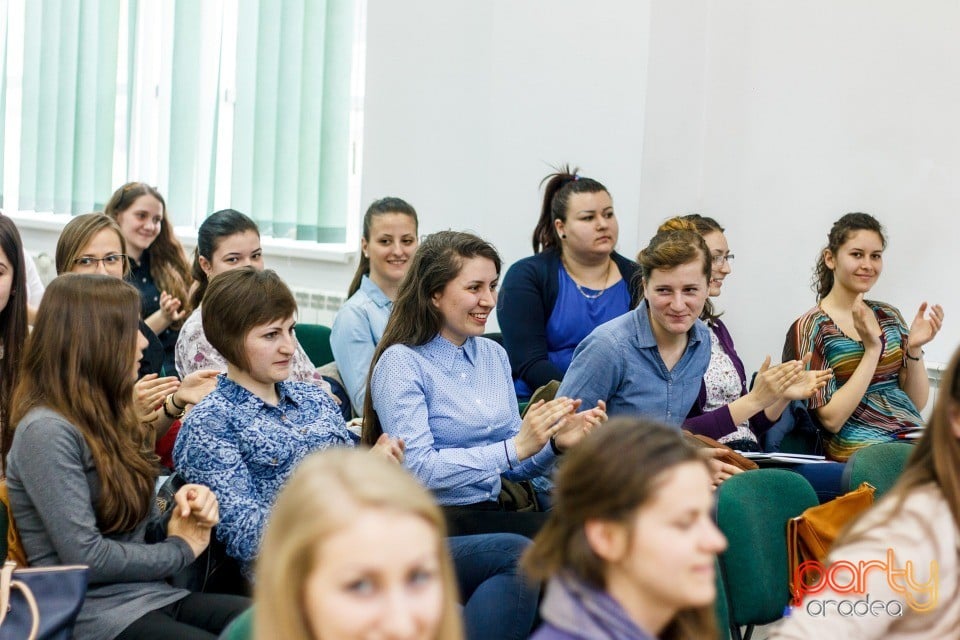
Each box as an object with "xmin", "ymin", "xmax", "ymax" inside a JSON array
[
  {"xmin": 55, "ymin": 214, "xmax": 218, "ymax": 465},
  {"xmin": 666, "ymin": 215, "xmax": 831, "ymax": 451}
]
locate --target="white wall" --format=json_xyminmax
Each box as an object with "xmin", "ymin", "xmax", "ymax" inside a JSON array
[
  {"xmin": 18, "ymin": 0, "xmax": 959, "ymax": 371},
  {"xmin": 639, "ymin": 0, "xmax": 960, "ymax": 368}
]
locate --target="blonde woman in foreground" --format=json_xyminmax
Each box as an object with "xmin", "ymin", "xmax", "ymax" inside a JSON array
[{"xmin": 254, "ymin": 448, "xmax": 463, "ymax": 640}]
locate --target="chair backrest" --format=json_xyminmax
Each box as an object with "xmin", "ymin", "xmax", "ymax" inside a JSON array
[
  {"xmin": 713, "ymin": 557, "xmax": 732, "ymax": 640},
  {"xmin": 842, "ymin": 442, "xmax": 914, "ymax": 499},
  {"xmin": 296, "ymin": 324, "xmax": 335, "ymax": 367},
  {"xmin": 716, "ymin": 469, "xmax": 818, "ymax": 627},
  {"xmin": 219, "ymin": 607, "xmax": 253, "ymax": 640}
]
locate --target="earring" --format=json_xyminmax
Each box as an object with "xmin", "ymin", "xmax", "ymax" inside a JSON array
[{"xmin": 560, "ymin": 234, "xmax": 566, "ymax": 239}]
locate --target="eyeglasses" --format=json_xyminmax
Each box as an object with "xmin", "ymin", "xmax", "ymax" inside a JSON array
[
  {"xmin": 73, "ymin": 254, "xmax": 128, "ymax": 269},
  {"xmin": 711, "ymin": 253, "xmax": 735, "ymax": 266}
]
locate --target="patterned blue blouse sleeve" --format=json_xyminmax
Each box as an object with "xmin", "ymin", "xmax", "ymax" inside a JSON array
[
  {"xmin": 173, "ymin": 407, "xmax": 270, "ymax": 567},
  {"xmin": 371, "ymin": 347, "xmax": 517, "ymax": 495}
]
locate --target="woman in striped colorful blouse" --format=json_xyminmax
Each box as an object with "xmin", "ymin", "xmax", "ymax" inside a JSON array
[{"xmin": 785, "ymin": 213, "xmax": 944, "ymax": 461}]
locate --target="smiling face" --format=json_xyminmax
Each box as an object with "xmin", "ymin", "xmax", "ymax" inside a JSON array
[
  {"xmin": 824, "ymin": 229, "xmax": 884, "ymax": 296},
  {"xmin": 71, "ymin": 228, "xmax": 127, "ymax": 279},
  {"xmin": 200, "ymin": 230, "xmax": 264, "ymax": 279},
  {"xmin": 555, "ymin": 191, "xmax": 618, "ymax": 260},
  {"xmin": 600, "ymin": 462, "xmax": 726, "ymax": 631},
  {"xmin": 363, "ymin": 213, "xmax": 418, "ymax": 292},
  {"xmin": 303, "ymin": 507, "xmax": 445, "ymax": 640},
  {"xmin": 114, "ymin": 194, "xmax": 164, "ymax": 259},
  {"xmin": 642, "ymin": 260, "xmax": 709, "ymax": 339},
  {"xmin": 702, "ymin": 231, "xmax": 732, "ymax": 297},
  {"xmin": 431, "ymin": 256, "xmax": 498, "ymax": 346}
]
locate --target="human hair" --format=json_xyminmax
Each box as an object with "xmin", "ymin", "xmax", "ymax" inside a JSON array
[
  {"xmin": 254, "ymin": 448, "xmax": 464, "ymax": 640},
  {"xmin": 813, "ymin": 212, "xmax": 886, "ymax": 301},
  {"xmin": 532, "ymin": 164, "xmax": 610, "ymax": 254},
  {"xmin": 55, "ymin": 213, "xmax": 130, "ymax": 277},
  {"xmin": 202, "ymin": 268, "xmax": 297, "ymax": 372},
  {"xmin": 839, "ymin": 344, "xmax": 960, "ymax": 550},
  {"xmin": 347, "ymin": 197, "xmax": 419, "ymax": 297},
  {"xmin": 637, "ymin": 224, "xmax": 711, "ymax": 295},
  {"xmin": 0, "ymin": 215, "xmax": 28, "ymax": 468},
  {"xmin": 361, "ymin": 231, "xmax": 501, "ymax": 445},
  {"xmin": 9, "ymin": 275, "xmax": 156, "ymax": 533},
  {"xmin": 104, "ymin": 182, "xmax": 192, "ymax": 320},
  {"xmin": 658, "ymin": 215, "xmax": 724, "ymax": 322},
  {"xmin": 190, "ymin": 209, "xmax": 260, "ymax": 309},
  {"xmin": 522, "ymin": 419, "xmax": 717, "ymax": 640}
]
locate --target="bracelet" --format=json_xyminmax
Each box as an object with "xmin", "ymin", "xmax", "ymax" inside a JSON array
[
  {"xmin": 170, "ymin": 393, "xmax": 187, "ymax": 411},
  {"xmin": 550, "ymin": 436, "xmax": 564, "ymax": 456},
  {"xmin": 163, "ymin": 393, "xmax": 186, "ymax": 420},
  {"xmin": 905, "ymin": 349, "xmax": 924, "ymax": 362}
]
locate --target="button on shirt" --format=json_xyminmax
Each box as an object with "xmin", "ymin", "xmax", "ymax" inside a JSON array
[
  {"xmin": 557, "ymin": 301, "xmax": 712, "ymax": 426},
  {"xmin": 330, "ymin": 275, "xmax": 393, "ymax": 412},
  {"xmin": 173, "ymin": 375, "xmax": 351, "ymax": 575},
  {"xmin": 371, "ymin": 334, "xmax": 557, "ymax": 506}
]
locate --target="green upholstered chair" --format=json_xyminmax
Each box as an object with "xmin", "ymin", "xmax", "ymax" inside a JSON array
[
  {"xmin": 716, "ymin": 469, "xmax": 818, "ymax": 640},
  {"xmin": 295, "ymin": 323, "xmax": 335, "ymax": 367},
  {"xmin": 714, "ymin": 557, "xmax": 732, "ymax": 640},
  {"xmin": 841, "ymin": 442, "xmax": 914, "ymax": 499},
  {"xmin": 218, "ymin": 607, "xmax": 253, "ymax": 640}
]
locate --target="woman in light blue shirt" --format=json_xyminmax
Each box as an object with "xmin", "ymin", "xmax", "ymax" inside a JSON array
[
  {"xmin": 363, "ymin": 231, "xmax": 607, "ymax": 538},
  {"xmin": 330, "ymin": 197, "xmax": 419, "ymax": 413}
]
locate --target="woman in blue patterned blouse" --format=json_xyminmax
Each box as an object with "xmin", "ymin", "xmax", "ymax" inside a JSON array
[
  {"xmin": 173, "ymin": 268, "xmax": 404, "ymax": 576},
  {"xmin": 363, "ymin": 231, "xmax": 608, "ymax": 538}
]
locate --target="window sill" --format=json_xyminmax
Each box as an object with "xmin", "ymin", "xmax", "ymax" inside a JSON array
[{"xmin": 7, "ymin": 210, "xmax": 357, "ymax": 264}]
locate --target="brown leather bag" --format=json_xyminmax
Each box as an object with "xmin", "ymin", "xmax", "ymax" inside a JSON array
[
  {"xmin": 682, "ymin": 431, "xmax": 759, "ymax": 472},
  {"xmin": 787, "ymin": 481, "xmax": 876, "ymax": 597}
]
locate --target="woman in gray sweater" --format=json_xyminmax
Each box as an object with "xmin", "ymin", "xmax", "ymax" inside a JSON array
[{"xmin": 4, "ymin": 274, "xmax": 249, "ymax": 640}]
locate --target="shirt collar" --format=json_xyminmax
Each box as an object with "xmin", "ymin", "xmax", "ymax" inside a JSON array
[
  {"xmin": 129, "ymin": 249, "xmax": 150, "ymax": 271},
  {"xmin": 422, "ymin": 334, "xmax": 477, "ymax": 371},
  {"xmin": 359, "ymin": 275, "xmax": 392, "ymax": 309},
  {"xmin": 633, "ymin": 300, "xmax": 708, "ymax": 348},
  {"xmin": 215, "ymin": 374, "xmax": 301, "ymax": 415}
]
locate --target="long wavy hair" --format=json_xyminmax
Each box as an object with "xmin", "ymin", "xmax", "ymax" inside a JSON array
[
  {"xmin": 0, "ymin": 215, "xmax": 28, "ymax": 468},
  {"xmin": 658, "ymin": 215, "xmax": 723, "ymax": 323},
  {"xmin": 839, "ymin": 344, "xmax": 960, "ymax": 547},
  {"xmin": 361, "ymin": 231, "xmax": 501, "ymax": 445},
  {"xmin": 255, "ymin": 449, "xmax": 463, "ymax": 640},
  {"xmin": 813, "ymin": 212, "xmax": 886, "ymax": 301},
  {"xmin": 523, "ymin": 419, "xmax": 719, "ymax": 640},
  {"xmin": 55, "ymin": 213, "xmax": 130, "ymax": 277},
  {"xmin": 532, "ymin": 164, "xmax": 609, "ymax": 254},
  {"xmin": 9, "ymin": 275, "xmax": 157, "ymax": 533},
  {"xmin": 105, "ymin": 182, "xmax": 192, "ymax": 320},
  {"xmin": 347, "ymin": 197, "xmax": 419, "ymax": 297}
]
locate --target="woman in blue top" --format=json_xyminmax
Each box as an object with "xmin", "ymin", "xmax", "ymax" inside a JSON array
[
  {"xmin": 364, "ymin": 231, "xmax": 607, "ymax": 538},
  {"xmin": 331, "ymin": 197, "xmax": 419, "ymax": 413},
  {"xmin": 498, "ymin": 166, "xmax": 640, "ymax": 397},
  {"xmin": 174, "ymin": 267, "xmax": 541, "ymax": 640}
]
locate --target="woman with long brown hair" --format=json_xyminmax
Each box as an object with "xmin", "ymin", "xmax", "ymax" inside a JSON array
[
  {"xmin": 524, "ymin": 419, "xmax": 726, "ymax": 639},
  {"xmin": 4, "ymin": 274, "xmax": 248, "ymax": 639},
  {"xmin": 771, "ymin": 343, "xmax": 960, "ymax": 638},
  {"xmin": 106, "ymin": 182, "xmax": 193, "ymax": 377},
  {"xmin": 0, "ymin": 215, "xmax": 28, "ymax": 463}
]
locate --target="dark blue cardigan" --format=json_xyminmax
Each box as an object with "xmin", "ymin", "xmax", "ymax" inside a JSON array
[{"xmin": 496, "ymin": 248, "xmax": 641, "ymax": 391}]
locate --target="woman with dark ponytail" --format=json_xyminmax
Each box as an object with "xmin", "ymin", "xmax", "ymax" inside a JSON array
[
  {"xmin": 331, "ymin": 197, "xmax": 418, "ymax": 413},
  {"xmin": 497, "ymin": 166, "xmax": 639, "ymax": 398},
  {"xmin": 785, "ymin": 213, "xmax": 944, "ymax": 461}
]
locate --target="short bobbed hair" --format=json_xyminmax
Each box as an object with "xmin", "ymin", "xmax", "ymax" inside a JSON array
[{"xmin": 201, "ymin": 268, "xmax": 297, "ymax": 371}]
